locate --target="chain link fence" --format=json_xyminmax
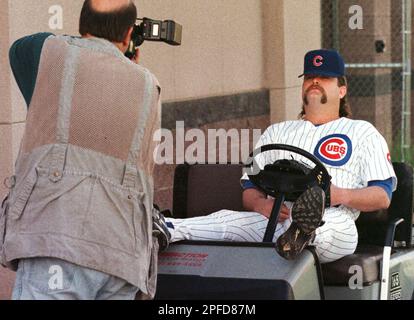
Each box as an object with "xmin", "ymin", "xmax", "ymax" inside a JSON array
[{"xmin": 321, "ymin": 0, "xmax": 412, "ymax": 164}]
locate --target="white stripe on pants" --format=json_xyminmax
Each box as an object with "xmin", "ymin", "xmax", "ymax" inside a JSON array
[{"xmin": 166, "ymin": 209, "xmax": 358, "ymax": 263}]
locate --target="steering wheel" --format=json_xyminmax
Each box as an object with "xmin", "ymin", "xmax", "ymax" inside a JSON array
[{"xmin": 244, "ymin": 144, "xmax": 331, "ymax": 242}]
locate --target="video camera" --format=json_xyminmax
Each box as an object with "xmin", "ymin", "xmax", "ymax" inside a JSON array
[{"xmin": 125, "ymin": 17, "xmax": 182, "ymax": 59}]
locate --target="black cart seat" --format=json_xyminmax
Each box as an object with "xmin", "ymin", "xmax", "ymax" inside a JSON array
[
  {"xmin": 322, "ymin": 162, "xmax": 413, "ymax": 286},
  {"xmin": 321, "ymin": 245, "xmax": 384, "ymax": 285}
]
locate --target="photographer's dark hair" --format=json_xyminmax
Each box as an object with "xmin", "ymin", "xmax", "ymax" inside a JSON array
[
  {"xmin": 299, "ymin": 76, "xmax": 352, "ymax": 119},
  {"xmin": 79, "ymin": 0, "xmax": 137, "ymax": 42}
]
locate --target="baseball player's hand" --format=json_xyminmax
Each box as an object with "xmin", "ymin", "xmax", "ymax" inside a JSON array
[
  {"xmin": 278, "ymin": 204, "xmax": 291, "ymax": 222},
  {"xmin": 257, "ymin": 198, "xmax": 290, "ymax": 222},
  {"xmin": 243, "ymin": 189, "xmax": 291, "ymax": 221}
]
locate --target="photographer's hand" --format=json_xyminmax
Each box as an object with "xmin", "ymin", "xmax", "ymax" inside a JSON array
[{"xmin": 131, "ymin": 48, "xmax": 140, "ymax": 64}]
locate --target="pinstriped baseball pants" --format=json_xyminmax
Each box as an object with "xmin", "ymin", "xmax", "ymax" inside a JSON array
[{"xmin": 166, "ymin": 208, "xmax": 358, "ymax": 263}]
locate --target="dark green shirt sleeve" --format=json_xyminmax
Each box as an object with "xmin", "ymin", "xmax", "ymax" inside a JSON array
[{"xmin": 9, "ymin": 32, "xmax": 54, "ymax": 108}]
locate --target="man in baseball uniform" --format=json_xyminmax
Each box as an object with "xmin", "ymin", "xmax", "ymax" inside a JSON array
[{"xmin": 163, "ymin": 49, "xmax": 397, "ymax": 263}]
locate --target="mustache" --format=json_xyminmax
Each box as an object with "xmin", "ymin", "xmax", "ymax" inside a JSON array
[
  {"xmin": 303, "ymin": 85, "xmax": 328, "ymax": 105},
  {"xmin": 305, "ymin": 85, "xmax": 327, "ymax": 96}
]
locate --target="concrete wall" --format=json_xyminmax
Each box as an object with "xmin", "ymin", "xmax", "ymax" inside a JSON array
[
  {"xmin": 139, "ymin": 0, "xmax": 265, "ymax": 101},
  {"xmin": 263, "ymin": 0, "xmax": 321, "ymax": 123},
  {"xmin": 0, "ymin": 0, "xmax": 322, "ymax": 299}
]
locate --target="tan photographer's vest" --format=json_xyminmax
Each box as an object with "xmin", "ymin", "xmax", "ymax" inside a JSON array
[{"xmin": 0, "ymin": 35, "xmax": 161, "ymax": 296}]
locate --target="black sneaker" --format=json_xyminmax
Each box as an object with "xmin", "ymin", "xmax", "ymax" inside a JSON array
[
  {"xmin": 276, "ymin": 186, "xmax": 325, "ymax": 260},
  {"xmin": 152, "ymin": 207, "xmax": 171, "ymax": 251}
]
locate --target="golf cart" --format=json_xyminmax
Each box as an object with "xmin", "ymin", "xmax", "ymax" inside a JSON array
[{"xmin": 155, "ymin": 144, "xmax": 414, "ymax": 300}]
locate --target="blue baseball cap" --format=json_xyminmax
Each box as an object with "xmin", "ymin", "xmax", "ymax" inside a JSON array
[{"xmin": 298, "ymin": 49, "xmax": 345, "ymax": 78}]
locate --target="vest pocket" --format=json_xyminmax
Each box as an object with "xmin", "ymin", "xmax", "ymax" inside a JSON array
[
  {"xmin": 18, "ymin": 171, "xmax": 92, "ymax": 235},
  {"xmin": 82, "ymin": 177, "xmax": 145, "ymax": 253}
]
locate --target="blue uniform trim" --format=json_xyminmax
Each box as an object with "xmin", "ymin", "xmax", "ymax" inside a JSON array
[
  {"xmin": 241, "ymin": 179, "xmax": 257, "ymax": 190},
  {"xmin": 9, "ymin": 32, "xmax": 54, "ymax": 107},
  {"xmin": 368, "ymin": 178, "xmax": 393, "ymax": 201}
]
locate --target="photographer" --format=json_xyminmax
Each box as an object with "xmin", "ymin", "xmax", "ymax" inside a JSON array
[{"xmin": 2, "ymin": 0, "xmax": 163, "ymax": 300}]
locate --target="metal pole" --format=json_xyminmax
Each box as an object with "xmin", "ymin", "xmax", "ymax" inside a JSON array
[
  {"xmin": 402, "ymin": 0, "xmax": 412, "ymax": 162},
  {"xmin": 346, "ymin": 63, "xmax": 403, "ymax": 68},
  {"xmin": 332, "ymin": 0, "xmax": 340, "ymax": 51}
]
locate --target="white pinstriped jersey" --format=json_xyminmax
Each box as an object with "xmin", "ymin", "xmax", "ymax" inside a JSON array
[{"xmin": 243, "ymin": 117, "xmax": 397, "ymax": 221}]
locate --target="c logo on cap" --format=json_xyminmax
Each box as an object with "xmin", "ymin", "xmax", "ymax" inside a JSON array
[{"xmin": 313, "ymin": 55, "xmax": 324, "ymax": 67}]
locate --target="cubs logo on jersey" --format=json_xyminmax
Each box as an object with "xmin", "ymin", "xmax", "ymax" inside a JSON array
[{"xmin": 314, "ymin": 134, "xmax": 353, "ymax": 166}]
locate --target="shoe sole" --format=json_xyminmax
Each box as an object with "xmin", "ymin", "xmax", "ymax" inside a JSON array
[
  {"xmin": 276, "ymin": 186, "xmax": 325, "ymax": 260},
  {"xmin": 290, "ymin": 185, "xmax": 325, "ymax": 234},
  {"xmin": 275, "ymin": 222, "xmax": 314, "ymax": 260}
]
